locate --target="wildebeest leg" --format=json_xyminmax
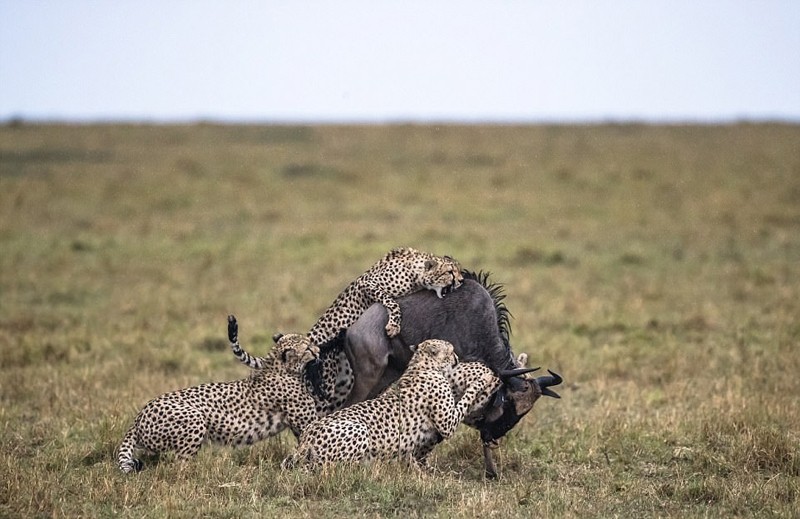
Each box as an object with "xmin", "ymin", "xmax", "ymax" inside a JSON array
[
  {"xmin": 483, "ymin": 442, "xmax": 499, "ymax": 479},
  {"xmin": 343, "ymin": 304, "xmax": 392, "ymax": 406}
]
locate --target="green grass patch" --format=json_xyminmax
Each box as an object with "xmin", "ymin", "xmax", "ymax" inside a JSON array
[{"xmin": 1, "ymin": 123, "xmax": 799, "ymax": 517}]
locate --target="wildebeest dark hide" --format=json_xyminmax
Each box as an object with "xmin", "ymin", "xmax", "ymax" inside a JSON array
[{"xmin": 343, "ymin": 271, "xmax": 520, "ymax": 403}]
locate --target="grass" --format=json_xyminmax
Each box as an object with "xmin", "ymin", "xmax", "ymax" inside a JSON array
[{"xmin": 1, "ymin": 122, "xmax": 799, "ymax": 517}]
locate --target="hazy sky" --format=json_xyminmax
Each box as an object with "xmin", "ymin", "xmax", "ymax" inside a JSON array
[{"xmin": 2, "ymin": 1, "xmax": 799, "ymax": 123}]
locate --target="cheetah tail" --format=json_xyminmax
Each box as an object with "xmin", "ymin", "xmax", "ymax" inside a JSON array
[
  {"xmin": 117, "ymin": 424, "xmax": 143, "ymax": 474},
  {"xmin": 227, "ymin": 314, "xmax": 268, "ymax": 370}
]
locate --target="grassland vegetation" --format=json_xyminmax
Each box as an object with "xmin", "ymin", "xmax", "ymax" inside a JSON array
[{"xmin": 1, "ymin": 122, "xmax": 798, "ymax": 517}]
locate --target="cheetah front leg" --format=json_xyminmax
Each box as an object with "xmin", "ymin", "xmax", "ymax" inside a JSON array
[
  {"xmin": 366, "ymin": 284, "xmax": 403, "ymax": 338},
  {"xmin": 431, "ymin": 371, "xmax": 494, "ymax": 440},
  {"xmin": 406, "ymin": 454, "xmax": 433, "ymax": 474},
  {"xmin": 455, "ymin": 370, "xmax": 497, "ymax": 420},
  {"xmin": 282, "ymin": 391, "xmax": 320, "ymax": 438}
]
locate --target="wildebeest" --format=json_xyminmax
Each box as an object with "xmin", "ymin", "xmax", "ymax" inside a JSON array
[{"xmin": 309, "ymin": 270, "xmax": 562, "ymax": 478}]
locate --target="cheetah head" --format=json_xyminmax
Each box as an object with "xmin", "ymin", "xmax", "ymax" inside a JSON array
[
  {"xmin": 420, "ymin": 255, "xmax": 464, "ymax": 298},
  {"xmin": 270, "ymin": 333, "xmax": 320, "ymax": 375},
  {"xmin": 409, "ymin": 339, "xmax": 459, "ymax": 373}
]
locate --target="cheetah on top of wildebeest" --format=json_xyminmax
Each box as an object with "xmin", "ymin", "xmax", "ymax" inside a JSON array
[
  {"xmin": 116, "ymin": 315, "xmax": 319, "ymax": 473},
  {"xmin": 281, "ymin": 339, "xmax": 495, "ymax": 469},
  {"xmin": 306, "ymin": 247, "xmax": 463, "ymax": 348}
]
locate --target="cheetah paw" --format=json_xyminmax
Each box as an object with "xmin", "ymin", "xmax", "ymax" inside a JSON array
[{"xmin": 385, "ymin": 322, "xmax": 401, "ymax": 338}]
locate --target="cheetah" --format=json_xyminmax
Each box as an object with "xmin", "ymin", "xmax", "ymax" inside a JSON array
[
  {"xmin": 281, "ymin": 339, "xmax": 494, "ymax": 469},
  {"xmin": 116, "ymin": 315, "xmax": 319, "ymax": 473},
  {"xmin": 231, "ymin": 326, "xmax": 354, "ymax": 417},
  {"xmin": 307, "ymin": 247, "xmax": 463, "ymax": 347}
]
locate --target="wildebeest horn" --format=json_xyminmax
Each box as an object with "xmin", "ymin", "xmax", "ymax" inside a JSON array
[
  {"xmin": 498, "ymin": 367, "xmax": 540, "ymax": 380},
  {"xmin": 535, "ymin": 370, "xmax": 563, "ymax": 398}
]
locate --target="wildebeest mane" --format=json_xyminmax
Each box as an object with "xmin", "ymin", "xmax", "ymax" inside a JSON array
[{"xmin": 461, "ymin": 269, "xmax": 513, "ymax": 354}]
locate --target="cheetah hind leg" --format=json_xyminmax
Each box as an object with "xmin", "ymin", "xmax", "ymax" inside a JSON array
[{"xmin": 173, "ymin": 423, "xmax": 207, "ymax": 461}]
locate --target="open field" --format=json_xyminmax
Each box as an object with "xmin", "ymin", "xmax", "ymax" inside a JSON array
[{"xmin": 1, "ymin": 122, "xmax": 799, "ymax": 517}]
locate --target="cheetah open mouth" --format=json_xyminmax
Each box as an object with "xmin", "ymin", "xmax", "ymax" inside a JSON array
[
  {"xmin": 441, "ymin": 278, "xmax": 460, "ymax": 296},
  {"xmin": 426, "ymin": 277, "xmax": 461, "ymax": 298}
]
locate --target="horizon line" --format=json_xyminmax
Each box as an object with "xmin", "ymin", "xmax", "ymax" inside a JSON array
[{"xmin": 4, "ymin": 114, "xmax": 800, "ymax": 127}]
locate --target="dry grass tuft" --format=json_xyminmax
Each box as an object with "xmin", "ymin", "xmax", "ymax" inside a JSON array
[{"xmin": 1, "ymin": 123, "xmax": 799, "ymax": 517}]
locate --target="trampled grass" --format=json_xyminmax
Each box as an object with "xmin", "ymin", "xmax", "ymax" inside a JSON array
[{"xmin": 1, "ymin": 122, "xmax": 798, "ymax": 517}]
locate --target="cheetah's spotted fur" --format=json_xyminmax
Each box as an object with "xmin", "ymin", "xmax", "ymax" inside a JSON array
[
  {"xmin": 116, "ymin": 316, "xmax": 319, "ymax": 473},
  {"xmin": 281, "ymin": 339, "xmax": 494, "ymax": 469},
  {"xmin": 307, "ymin": 247, "xmax": 462, "ymax": 347}
]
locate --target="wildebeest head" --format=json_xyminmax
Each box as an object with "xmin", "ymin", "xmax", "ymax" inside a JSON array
[{"xmin": 474, "ymin": 368, "xmax": 562, "ymax": 445}]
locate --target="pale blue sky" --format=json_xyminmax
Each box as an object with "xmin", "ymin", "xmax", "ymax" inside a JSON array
[{"xmin": 1, "ymin": 1, "xmax": 799, "ymax": 123}]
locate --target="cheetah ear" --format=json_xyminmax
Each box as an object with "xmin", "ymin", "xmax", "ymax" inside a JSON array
[
  {"xmin": 272, "ymin": 333, "xmax": 284, "ymax": 344},
  {"xmin": 424, "ymin": 259, "xmax": 436, "ymax": 270},
  {"xmin": 409, "ymin": 344, "xmax": 418, "ymax": 354}
]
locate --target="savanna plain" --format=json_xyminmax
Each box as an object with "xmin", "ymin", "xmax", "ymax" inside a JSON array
[{"xmin": 1, "ymin": 123, "xmax": 798, "ymax": 518}]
